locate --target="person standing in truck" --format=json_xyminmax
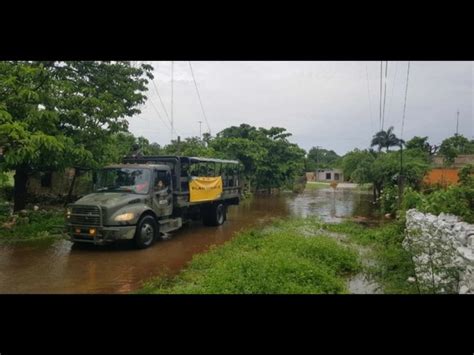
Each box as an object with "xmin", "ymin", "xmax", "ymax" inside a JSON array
[{"xmin": 156, "ymin": 179, "xmax": 164, "ymax": 191}]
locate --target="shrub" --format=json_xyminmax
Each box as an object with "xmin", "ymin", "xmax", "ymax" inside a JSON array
[
  {"xmin": 401, "ymin": 187, "xmax": 424, "ymax": 211},
  {"xmin": 400, "ymin": 180, "xmax": 474, "ymax": 223},
  {"xmin": 380, "ymin": 185, "xmax": 399, "ymax": 215}
]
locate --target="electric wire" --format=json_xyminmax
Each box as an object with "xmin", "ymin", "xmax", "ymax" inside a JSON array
[
  {"xmin": 188, "ymin": 61, "xmax": 211, "ymax": 135},
  {"xmin": 400, "ymin": 61, "xmax": 411, "ymax": 139}
]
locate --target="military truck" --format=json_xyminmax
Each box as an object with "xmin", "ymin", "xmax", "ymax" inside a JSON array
[{"xmin": 65, "ymin": 156, "xmax": 242, "ymax": 248}]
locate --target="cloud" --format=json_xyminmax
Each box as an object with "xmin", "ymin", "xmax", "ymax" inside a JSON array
[{"xmin": 128, "ymin": 61, "xmax": 473, "ymax": 156}]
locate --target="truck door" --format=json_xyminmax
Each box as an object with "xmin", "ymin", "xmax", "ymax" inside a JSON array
[{"xmin": 152, "ymin": 169, "xmax": 173, "ymax": 216}]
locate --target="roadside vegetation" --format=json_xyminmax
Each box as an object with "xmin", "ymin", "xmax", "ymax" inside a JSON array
[
  {"xmin": 139, "ymin": 218, "xmax": 361, "ymax": 294},
  {"xmin": 0, "ymin": 209, "xmax": 65, "ymax": 243},
  {"xmin": 138, "ymin": 215, "xmax": 421, "ymax": 294},
  {"xmin": 1, "ymin": 171, "xmax": 65, "ymax": 243}
]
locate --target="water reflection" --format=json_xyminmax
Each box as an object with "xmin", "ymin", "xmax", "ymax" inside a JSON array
[{"xmin": 287, "ymin": 187, "xmax": 376, "ymax": 222}]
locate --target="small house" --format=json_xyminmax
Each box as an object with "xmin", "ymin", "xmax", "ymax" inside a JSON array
[{"xmin": 315, "ymin": 169, "xmax": 344, "ymax": 182}]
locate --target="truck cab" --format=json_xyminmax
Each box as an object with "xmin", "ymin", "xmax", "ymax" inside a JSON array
[{"xmin": 66, "ymin": 156, "xmax": 242, "ymax": 249}]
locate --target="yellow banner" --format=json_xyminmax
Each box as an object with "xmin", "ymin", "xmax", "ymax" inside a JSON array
[{"xmin": 189, "ymin": 176, "xmax": 223, "ymax": 202}]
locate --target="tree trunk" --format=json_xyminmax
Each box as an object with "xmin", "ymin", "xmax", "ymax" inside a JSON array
[
  {"xmin": 66, "ymin": 168, "xmax": 77, "ymax": 205},
  {"xmin": 13, "ymin": 168, "xmax": 28, "ymax": 212},
  {"xmin": 373, "ymin": 184, "xmax": 377, "ymax": 202}
]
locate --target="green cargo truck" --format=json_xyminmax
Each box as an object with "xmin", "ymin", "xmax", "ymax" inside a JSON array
[{"xmin": 65, "ymin": 156, "xmax": 242, "ymax": 249}]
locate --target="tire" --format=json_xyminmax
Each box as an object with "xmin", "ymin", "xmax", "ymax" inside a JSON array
[
  {"xmin": 202, "ymin": 203, "xmax": 226, "ymax": 226},
  {"xmin": 134, "ymin": 215, "xmax": 157, "ymax": 249}
]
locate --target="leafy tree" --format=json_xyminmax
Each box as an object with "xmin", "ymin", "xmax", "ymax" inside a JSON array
[
  {"xmin": 0, "ymin": 61, "xmax": 153, "ymax": 211},
  {"xmin": 211, "ymin": 136, "xmax": 265, "ymax": 182},
  {"xmin": 162, "ymin": 136, "xmax": 216, "ymax": 157},
  {"xmin": 341, "ymin": 148, "xmax": 428, "ymax": 201},
  {"xmin": 306, "ymin": 147, "xmax": 340, "ymax": 170},
  {"xmin": 216, "ymin": 124, "xmax": 258, "ymax": 140},
  {"xmin": 147, "ymin": 143, "xmax": 163, "ymax": 155},
  {"xmin": 371, "ymin": 150, "xmax": 429, "ymax": 195},
  {"xmin": 404, "ymin": 136, "xmax": 439, "ymax": 165},
  {"xmin": 439, "ymin": 134, "xmax": 474, "ymax": 165},
  {"xmin": 211, "ymin": 124, "xmax": 306, "ymax": 192},
  {"xmin": 371, "ymin": 126, "xmax": 404, "ymax": 153},
  {"xmin": 101, "ymin": 133, "xmax": 162, "ymax": 163},
  {"xmin": 340, "ymin": 149, "xmax": 376, "ymax": 182},
  {"xmin": 405, "ymin": 136, "xmax": 428, "ymax": 151},
  {"xmin": 459, "ymin": 164, "xmax": 474, "ymax": 187},
  {"xmin": 202, "ymin": 132, "xmax": 212, "ymax": 146}
]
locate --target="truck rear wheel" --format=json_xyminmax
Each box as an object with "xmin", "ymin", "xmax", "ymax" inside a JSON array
[
  {"xmin": 202, "ymin": 203, "xmax": 226, "ymax": 226},
  {"xmin": 134, "ymin": 215, "xmax": 157, "ymax": 249}
]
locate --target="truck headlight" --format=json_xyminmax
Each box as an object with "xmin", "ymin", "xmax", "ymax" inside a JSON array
[
  {"xmin": 66, "ymin": 208, "xmax": 71, "ymax": 219},
  {"xmin": 114, "ymin": 212, "xmax": 135, "ymax": 222}
]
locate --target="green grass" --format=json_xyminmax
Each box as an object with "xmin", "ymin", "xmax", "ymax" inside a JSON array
[
  {"xmin": 139, "ymin": 217, "xmax": 361, "ymax": 294},
  {"xmin": 138, "ymin": 213, "xmax": 418, "ymax": 294},
  {"xmin": 0, "ymin": 210, "xmax": 65, "ymax": 243},
  {"xmin": 305, "ymin": 182, "xmax": 331, "ymax": 190}
]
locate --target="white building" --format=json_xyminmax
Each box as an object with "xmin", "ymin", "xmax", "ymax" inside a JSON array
[{"xmin": 315, "ymin": 169, "xmax": 344, "ymax": 182}]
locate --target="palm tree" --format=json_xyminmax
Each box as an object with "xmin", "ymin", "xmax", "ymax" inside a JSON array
[{"xmin": 371, "ymin": 126, "xmax": 404, "ymax": 152}]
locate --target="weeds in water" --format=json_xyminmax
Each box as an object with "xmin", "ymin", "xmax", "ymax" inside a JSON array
[{"xmin": 323, "ymin": 220, "xmax": 419, "ymax": 293}]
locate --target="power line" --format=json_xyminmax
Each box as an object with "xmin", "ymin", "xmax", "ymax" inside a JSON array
[
  {"xmin": 188, "ymin": 61, "xmax": 211, "ymax": 135},
  {"xmin": 148, "ymin": 96, "xmax": 177, "ymax": 135},
  {"xmin": 456, "ymin": 109, "xmax": 460, "ymax": 135},
  {"xmin": 398, "ymin": 61, "xmax": 411, "ymax": 208},
  {"xmin": 171, "ymin": 61, "xmax": 174, "ymax": 141},
  {"xmin": 381, "ymin": 61, "xmax": 388, "ymax": 130},
  {"xmin": 151, "ymin": 78, "xmax": 171, "ymax": 124},
  {"xmin": 384, "ymin": 61, "xmax": 399, "ymax": 127},
  {"xmin": 400, "ymin": 61, "xmax": 411, "ymax": 140},
  {"xmin": 365, "ymin": 63, "xmax": 374, "ymax": 132},
  {"xmin": 379, "ymin": 61, "xmax": 383, "ymax": 130},
  {"xmin": 198, "ymin": 120, "xmax": 202, "ymax": 137}
]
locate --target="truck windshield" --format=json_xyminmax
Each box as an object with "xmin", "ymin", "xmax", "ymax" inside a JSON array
[{"xmin": 94, "ymin": 168, "xmax": 151, "ymax": 194}]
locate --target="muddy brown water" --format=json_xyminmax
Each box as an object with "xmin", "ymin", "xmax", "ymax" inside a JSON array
[{"xmin": 0, "ymin": 187, "xmax": 378, "ymax": 293}]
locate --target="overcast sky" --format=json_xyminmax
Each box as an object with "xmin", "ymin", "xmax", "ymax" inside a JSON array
[{"xmin": 128, "ymin": 61, "xmax": 473, "ymax": 156}]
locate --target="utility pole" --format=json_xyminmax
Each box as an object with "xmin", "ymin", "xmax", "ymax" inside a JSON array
[
  {"xmin": 382, "ymin": 61, "xmax": 388, "ymax": 130},
  {"xmin": 398, "ymin": 61, "xmax": 411, "ymax": 209},
  {"xmin": 198, "ymin": 120, "xmax": 202, "ymax": 138},
  {"xmin": 379, "ymin": 61, "xmax": 383, "ymax": 131},
  {"xmin": 456, "ymin": 109, "xmax": 459, "ymax": 135},
  {"xmin": 398, "ymin": 144, "xmax": 404, "ymax": 209},
  {"xmin": 171, "ymin": 60, "xmax": 174, "ymax": 142}
]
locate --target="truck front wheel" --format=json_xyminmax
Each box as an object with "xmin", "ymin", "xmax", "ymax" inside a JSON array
[
  {"xmin": 203, "ymin": 203, "xmax": 226, "ymax": 226},
  {"xmin": 134, "ymin": 215, "xmax": 157, "ymax": 249}
]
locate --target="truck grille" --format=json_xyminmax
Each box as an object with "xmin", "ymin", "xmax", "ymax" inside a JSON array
[{"xmin": 70, "ymin": 205, "xmax": 101, "ymax": 226}]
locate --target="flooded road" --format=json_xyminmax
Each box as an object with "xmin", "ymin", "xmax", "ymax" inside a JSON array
[{"xmin": 0, "ymin": 186, "xmax": 377, "ymax": 293}]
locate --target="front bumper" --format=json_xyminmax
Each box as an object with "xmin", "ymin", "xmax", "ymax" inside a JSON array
[{"xmin": 67, "ymin": 224, "xmax": 136, "ymax": 245}]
